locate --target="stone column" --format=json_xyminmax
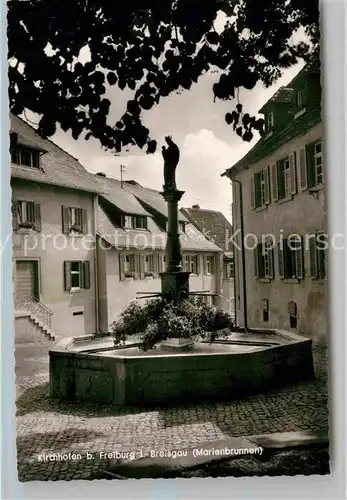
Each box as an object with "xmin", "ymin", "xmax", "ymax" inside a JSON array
[{"xmin": 160, "ymin": 188, "xmax": 190, "ymax": 300}]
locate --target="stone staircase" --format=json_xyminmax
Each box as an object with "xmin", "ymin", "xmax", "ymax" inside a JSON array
[{"xmin": 14, "ymin": 295, "xmax": 56, "ymax": 343}]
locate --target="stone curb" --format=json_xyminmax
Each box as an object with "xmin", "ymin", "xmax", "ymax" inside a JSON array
[{"xmin": 102, "ymin": 430, "xmax": 329, "ymax": 479}]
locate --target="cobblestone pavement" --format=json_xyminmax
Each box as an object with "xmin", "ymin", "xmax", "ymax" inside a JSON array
[{"xmin": 15, "ymin": 342, "xmax": 328, "ymax": 481}]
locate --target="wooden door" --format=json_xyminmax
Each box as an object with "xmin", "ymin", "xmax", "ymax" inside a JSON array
[{"xmin": 15, "ymin": 261, "xmax": 39, "ymax": 299}]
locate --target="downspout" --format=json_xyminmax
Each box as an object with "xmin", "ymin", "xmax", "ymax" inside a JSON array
[
  {"xmin": 230, "ymin": 201, "xmax": 237, "ymax": 325},
  {"xmin": 93, "ymin": 194, "xmax": 100, "ymax": 335},
  {"xmin": 229, "ymin": 177, "xmax": 248, "ymax": 331}
]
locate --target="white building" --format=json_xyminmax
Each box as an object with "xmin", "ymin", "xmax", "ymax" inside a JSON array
[{"xmin": 223, "ymin": 61, "xmax": 326, "ymax": 341}]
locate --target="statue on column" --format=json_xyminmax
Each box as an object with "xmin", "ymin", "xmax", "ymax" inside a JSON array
[{"xmin": 162, "ymin": 136, "xmax": 180, "ymax": 192}]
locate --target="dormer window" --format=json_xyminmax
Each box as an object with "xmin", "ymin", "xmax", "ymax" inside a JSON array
[
  {"xmin": 122, "ymin": 215, "xmax": 147, "ymax": 230},
  {"xmin": 11, "ymin": 145, "xmax": 40, "ymax": 169},
  {"xmin": 297, "ymin": 87, "xmax": 307, "ymax": 108},
  {"xmin": 265, "ymin": 112, "xmax": 274, "ymax": 132}
]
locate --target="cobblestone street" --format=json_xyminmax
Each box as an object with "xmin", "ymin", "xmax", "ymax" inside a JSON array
[{"xmin": 15, "ymin": 342, "xmax": 329, "ymax": 481}]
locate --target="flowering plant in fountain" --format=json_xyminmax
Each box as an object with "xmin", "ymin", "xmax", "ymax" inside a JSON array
[{"xmin": 111, "ymin": 296, "xmax": 234, "ymax": 351}]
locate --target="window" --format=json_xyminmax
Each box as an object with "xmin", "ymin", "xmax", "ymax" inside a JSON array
[
  {"xmin": 121, "ymin": 215, "xmax": 147, "ymax": 230},
  {"xmin": 299, "ymin": 140, "xmax": 323, "ymax": 190},
  {"xmin": 11, "ymin": 145, "xmax": 40, "ymax": 169},
  {"xmin": 251, "ymin": 168, "xmax": 270, "ymax": 209},
  {"xmin": 204, "ymin": 255, "xmax": 215, "ymax": 275},
  {"xmin": 254, "ymin": 242, "xmax": 274, "ymax": 280},
  {"xmin": 64, "ymin": 261, "xmax": 91, "ymax": 291},
  {"xmin": 273, "ymin": 153, "xmax": 296, "ymax": 201},
  {"xmin": 262, "ymin": 298, "xmax": 269, "ymax": 322},
  {"xmin": 184, "ymin": 255, "xmax": 199, "ymax": 275},
  {"xmin": 288, "ymin": 301, "xmax": 298, "ymax": 328},
  {"xmin": 224, "ymin": 260, "xmax": 234, "ymax": 280},
  {"xmin": 12, "ymin": 200, "xmax": 41, "ymax": 231},
  {"xmin": 309, "ymin": 232, "xmax": 326, "ymax": 280},
  {"xmin": 142, "ymin": 254, "xmax": 155, "ymax": 277},
  {"xmin": 297, "ymin": 88, "xmax": 307, "ymax": 108},
  {"xmin": 119, "ymin": 253, "xmax": 136, "ymax": 280},
  {"xmin": 278, "ymin": 237, "xmax": 304, "ymax": 280},
  {"xmin": 62, "ymin": 206, "xmax": 87, "ymax": 234},
  {"xmin": 123, "ymin": 215, "xmax": 132, "ymax": 228},
  {"xmin": 123, "ymin": 254, "xmax": 136, "ymax": 278},
  {"xmin": 265, "ymin": 112, "xmax": 274, "ymax": 131}
]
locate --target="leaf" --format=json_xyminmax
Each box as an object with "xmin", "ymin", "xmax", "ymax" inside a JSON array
[
  {"xmin": 242, "ymin": 130, "xmax": 253, "ymax": 142},
  {"xmin": 139, "ymin": 95, "xmax": 154, "ymax": 110},
  {"xmin": 146, "ymin": 139, "xmax": 157, "ymax": 154},
  {"xmin": 225, "ymin": 112, "xmax": 233, "ymax": 125},
  {"xmin": 242, "ymin": 113, "xmax": 250, "ymax": 127},
  {"xmin": 206, "ymin": 31, "xmax": 219, "ymax": 45},
  {"xmin": 107, "ymin": 72, "xmax": 118, "ymax": 85}
]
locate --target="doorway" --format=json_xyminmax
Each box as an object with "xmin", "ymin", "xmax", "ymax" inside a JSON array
[{"xmin": 15, "ymin": 260, "xmax": 39, "ymax": 300}]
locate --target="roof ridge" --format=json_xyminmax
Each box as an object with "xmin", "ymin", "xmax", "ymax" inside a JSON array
[{"xmin": 183, "ymin": 207, "xmax": 224, "ymax": 215}]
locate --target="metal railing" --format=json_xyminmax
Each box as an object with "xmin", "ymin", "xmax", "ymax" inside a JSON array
[{"xmin": 14, "ymin": 295, "xmax": 53, "ymax": 331}]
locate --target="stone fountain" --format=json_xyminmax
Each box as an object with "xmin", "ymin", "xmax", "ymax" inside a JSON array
[{"xmin": 49, "ymin": 137, "xmax": 315, "ymax": 406}]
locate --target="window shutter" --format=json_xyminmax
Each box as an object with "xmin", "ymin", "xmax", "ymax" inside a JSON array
[
  {"xmin": 119, "ymin": 253, "xmax": 125, "ymax": 281},
  {"xmin": 271, "ymin": 163, "xmax": 278, "ymax": 202},
  {"xmin": 289, "ymin": 152, "xmax": 297, "ymax": 195},
  {"xmin": 277, "ymin": 160, "xmax": 285, "ymax": 199},
  {"xmin": 81, "ymin": 209, "xmax": 88, "ymax": 234},
  {"xmin": 27, "ymin": 202, "xmax": 35, "ymax": 223},
  {"xmin": 62, "ymin": 206, "xmax": 70, "ymax": 234},
  {"xmin": 295, "ymin": 236, "xmax": 304, "ymax": 279},
  {"xmin": 306, "ymin": 143, "xmax": 316, "ymax": 188},
  {"xmin": 298, "ymin": 147, "xmax": 308, "ymax": 190},
  {"xmin": 264, "ymin": 166, "xmax": 270, "ymax": 204},
  {"xmin": 268, "ymin": 247, "xmax": 274, "ymax": 279},
  {"xmin": 64, "ymin": 261, "xmax": 72, "ymax": 291},
  {"xmin": 33, "ymin": 203, "xmax": 42, "ymax": 231},
  {"xmin": 278, "ymin": 242, "xmax": 285, "ymax": 279},
  {"xmin": 134, "ymin": 254, "xmax": 140, "ymax": 279},
  {"xmin": 253, "ymin": 246, "xmax": 259, "ymax": 278},
  {"xmin": 250, "ymin": 175, "xmax": 256, "ymax": 209},
  {"xmin": 12, "ymin": 200, "xmax": 19, "ymax": 231},
  {"xmin": 83, "ymin": 261, "xmax": 91, "ymax": 289},
  {"xmin": 309, "ymin": 235, "xmax": 318, "ymax": 279}
]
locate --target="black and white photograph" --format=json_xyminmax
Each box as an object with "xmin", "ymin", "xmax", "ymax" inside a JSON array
[{"xmin": 6, "ymin": 0, "xmax": 330, "ymax": 483}]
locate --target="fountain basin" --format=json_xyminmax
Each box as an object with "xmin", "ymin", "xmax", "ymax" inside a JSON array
[{"xmin": 49, "ymin": 329, "xmax": 315, "ymax": 406}]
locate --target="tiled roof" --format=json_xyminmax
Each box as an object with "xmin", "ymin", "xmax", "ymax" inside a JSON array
[
  {"xmin": 122, "ymin": 181, "xmax": 188, "ymax": 222},
  {"xmin": 97, "ymin": 205, "xmax": 221, "ymax": 252},
  {"xmin": 181, "ymin": 207, "xmax": 233, "ymax": 252},
  {"xmin": 223, "ymin": 61, "xmax": 322, "ymax": 176},
  {"xmin": 10, "ymin": 114, "xmax": 106, "ymax": 194},
  {"xmin": 96, "ymin": 176, "xmax": 151, "ymax": 216},
  {"xmin": 259, "ymin": 87, "xmax": 296, "ymax": 113}
]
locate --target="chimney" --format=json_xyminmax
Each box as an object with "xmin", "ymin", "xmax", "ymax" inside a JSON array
[{"xmin": 192, "ymin": 204, "xmax": 200, "ymax": 210}]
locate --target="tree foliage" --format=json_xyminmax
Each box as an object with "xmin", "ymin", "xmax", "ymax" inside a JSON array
[{"xmin": 7, "ymin": 0, "xmax": 319, "ymax": 153}]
